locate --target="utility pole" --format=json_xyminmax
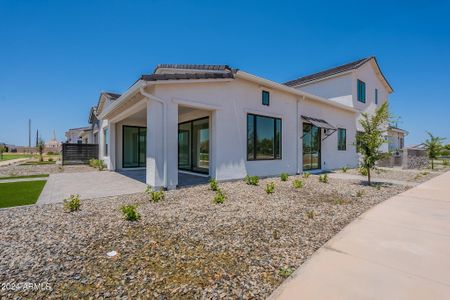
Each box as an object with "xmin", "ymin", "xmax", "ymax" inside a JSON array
[
  {"xmin": 28, "ymin": 119, "xmax": 31, "ymax": 154},
  {"xmin": 36, "ymin": 130, "xmax": 39, "ymax": 147}
]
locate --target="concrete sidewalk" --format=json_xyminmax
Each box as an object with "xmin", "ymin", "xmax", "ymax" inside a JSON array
[
  {"xmin": 270, "ymin": 171, "xmax": 450, "ymax": 300},
  {"xmin": 38, "ymin": 171, "xmax": 147, "ymax": 204}
]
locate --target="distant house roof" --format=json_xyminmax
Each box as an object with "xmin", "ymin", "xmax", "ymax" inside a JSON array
[
  {"xmin": 388, "ymin": 125, "xmax": 409, "ymax": 135},
  {"xmin": 284, "ymin": 56, "xmax": 393, "ymax": 92}
]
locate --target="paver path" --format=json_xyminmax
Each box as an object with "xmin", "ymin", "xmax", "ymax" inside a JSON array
[
  {"xmin": 328, "ymin": 172, "xmax": 419, "ymax": 186},
  {"xmin": 270, "ymin": 171, "xmax": 450, "ymax": 300},
  {"xmin": 38, "ymin": 171, "xmax": 147, "ymax": 204}
]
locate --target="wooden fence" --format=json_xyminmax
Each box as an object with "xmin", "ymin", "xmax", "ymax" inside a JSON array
[{"xmin": 62, "ymin": 143, "xmax": 98, "ymax": 165}]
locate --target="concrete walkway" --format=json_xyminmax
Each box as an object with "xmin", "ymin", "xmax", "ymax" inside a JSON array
[
  {"xmin": 38, "ymin": 171, "xmax": 147, "ymax": 204},
  {"xmin": 270, "ymin": 171, "xmax": 450, "ymax": 300},
  {"xmin": 328, "ymin": 172, "xmax": 419, "ymax": 186},
  {"xmin": 0, "ymin": 158, "xmax": 29, "ymax": 167}
]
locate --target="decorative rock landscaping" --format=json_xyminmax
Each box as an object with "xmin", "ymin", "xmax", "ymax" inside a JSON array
[
  {"xmin": 0, "ymin": 175, "xmax": 407, "ymax": 299},
  {"xmin": 0, "ymin": 164, "xmax": 96, "ymax": 177}
]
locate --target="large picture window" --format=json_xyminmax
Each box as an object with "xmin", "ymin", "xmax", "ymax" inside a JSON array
[{"xmin": 247, "ymin": 114, "xmax": 282, "ymax": 160}]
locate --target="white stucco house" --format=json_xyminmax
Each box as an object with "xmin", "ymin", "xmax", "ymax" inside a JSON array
[
  {"xmin": 91, "ymin": 57, "xmax": 404, "ymax": 189},
  {"xmin": 65, "ymin": 127, "xmax": 90, "ymax": 144}
]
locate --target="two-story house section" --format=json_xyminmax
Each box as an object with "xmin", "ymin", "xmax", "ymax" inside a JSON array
[{"xmin": 284, "ymin": 57, "xmax": 407, "ymax": 151}]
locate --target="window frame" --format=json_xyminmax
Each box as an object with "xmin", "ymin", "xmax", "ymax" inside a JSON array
[
  {"xmin": 247, "ymin": 113, "xmax": 282, "ymax": 161},
  {"xmin": 375, "ymin": 88, "xmax": 378, "ymax": 105},
  {"xmin": 262, "ymin": 90, "xmax": 270, "ymax": 106},
  {"xmin": 104, "ymin": 128, "xmax": 109, "ymax": 156},
  {"xmin": 337, "ymin": 128, "xmax": 347, "ymax": 151},
  {"xmin": 357, "ymin": 79, "xmax": 366, "ymax": 103}
]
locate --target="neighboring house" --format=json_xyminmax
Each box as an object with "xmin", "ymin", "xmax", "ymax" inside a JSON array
[
  {"xmin": 94, "ymin": 63, "xmax": 360, "ymax": 189},
  {"xmin": 387, "ymin": 125, "xmax": 408, "ymax": 153},
  {"xmin": 88, "ymin": 92, "xmax": 121, "ymax": 144},
  {"xmin": 45, "ymin": 131, "xmax": 62, "ymax": 151},
  {"xmin": 65, "ymin": 127, "xmax": 90, "ymax": 144},
  {"xmin": 284, "ymin": 56, "xmax": 406, "ymax": 152}
]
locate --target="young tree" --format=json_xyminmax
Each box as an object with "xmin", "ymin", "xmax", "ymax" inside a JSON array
[
  {"xmin": 36, "ymin": 138, "xmax": 45, "ymax": 162},
  {"xmin": 0, "ymin": 144, "xmax": 6, "ymax": 160},
  {"xmin": 423, "ymin": 132, "xmax": 445, "ymax": 169},
  {"xmin": 356, "ymin": 102, "xmax": 391, "ymax": 185}
]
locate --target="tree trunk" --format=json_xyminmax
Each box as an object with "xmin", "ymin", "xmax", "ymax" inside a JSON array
[
  {"xmin": 367, "ymin": 168, "xmax": 371, "ymax": 186},
  {"xmin": 431, "ymin": 159, "xmax": 434, "ymax": 170}
]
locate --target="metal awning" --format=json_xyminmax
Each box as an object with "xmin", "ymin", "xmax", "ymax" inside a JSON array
[{"xmin": 301, "ymin": 115, "xmax": 337, "ymax": 141}]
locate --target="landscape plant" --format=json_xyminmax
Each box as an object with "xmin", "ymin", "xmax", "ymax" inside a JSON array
[
  {"xmin": 36, "ymin": 138, "xmax": 45, "ymax": 162},
  {"xmin": 213, "ymin": 189, "xmax": 226, "ymax": 204},
  {"xmin": 293, "ymin": 179, "xmax": 303, "ymax": 189},
  {"xmin": 280, "ymin": 173, "xmax": 289, "ymax": 181},
  {"xmin": 244, "ymin": 175, "xmax": 259, "ymax": 186},
  {"xmin": 120, "ymin": 205, "xmax": 140, "ymax": 221},
  {"xmin": 306, "ymin": 210, "xmax": 315, "ymax": 219},
  {"xmin": 319, "ymin": 174, "xmax": 328, "ymax": 183},
  {"xmin": 145, "ymin": 186, "xmax": 165, "ymax": 202},
  {"xmin": 0, "ymin": 144, "xmax": 5, "ymax": 160},
  {"xmin": 209, "ymin": 178, "xmax": 218, "ymax": 191},
  {"xmin": 265, "ymin": 182, "xmax": 275, "ymax": 194},
  {"xmin": 63, "ymin": 194, "xmax": 81, "ymax": 212},
  {"xmin": 278, "ymin": 266, "xmax": 294, "ymax": 278},
  {"xmin": 341, "ymin": 166, "xmax": 348, "ymax": 173},
  {"xmin": 423, "ymin": 132, "xmax": 445, "ymax": 169},
  {"xmin": 302, "ymin": 172, "xmax": 310, "ymax": 178},
  {"xmin": 355, "ymin": 102, "xmax": 391, "ymax": 185}
]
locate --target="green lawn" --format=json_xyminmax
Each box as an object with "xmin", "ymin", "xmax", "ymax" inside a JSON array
[
  {"xmin": 0, "ymin": 174, "xmax": 49, "ymax": 180},
  {"xmin": 0, "ymin": 180, "xmax": 46, "ymax": 208},
  {"xmin": 0, "ymin": 153, "xmax": 32, "ymax": 161}
]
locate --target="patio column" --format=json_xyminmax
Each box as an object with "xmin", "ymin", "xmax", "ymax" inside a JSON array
[
  {"xmin": 108, "ymin": 122, "xmax": 116, "ymax": 170},
  {"xmin": 146, "ymin": 99, "xmax": 164, "ymax": 188}
]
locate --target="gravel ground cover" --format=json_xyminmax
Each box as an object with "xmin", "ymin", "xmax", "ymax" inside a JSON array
[
  {"xmin": 0, "ymin": 164, "xmax": 95, "ymax": 177},
  {"xmin": 339, "ymin": 167, "xmax": 445, "ymax": 183},
  {"xmin": 0, "ymin": 175, "xmax": 407, "ymax": 299}
]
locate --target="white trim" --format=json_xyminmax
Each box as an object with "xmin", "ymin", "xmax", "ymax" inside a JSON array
[
  {"xmin": 172, "ymin": 97, "xmax": 221, "ymax": 110},
  {"xmin": 243, "ymin": 108, "xmax": 284, "ymax": 119}
]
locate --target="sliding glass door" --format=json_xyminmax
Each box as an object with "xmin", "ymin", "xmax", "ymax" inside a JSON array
[
  {"xmin": 123, "ymin": 126, "xmax": 146, "ymax": 168},
  {"xmin": 178, "ymin": 117, "xmax": 209, "ymax": 174},
  {"xmin": 303, "ymin": 123, "xmax": 321, "ymax": 171}
]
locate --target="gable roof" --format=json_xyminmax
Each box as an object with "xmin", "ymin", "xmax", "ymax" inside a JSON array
[
  {"xmin": 96, "ymin": 92, "xmax": 122, "ymax": 115},
  {"xmin": 284, "ymin": 56, "xmax": 393, "ymax": 92}
]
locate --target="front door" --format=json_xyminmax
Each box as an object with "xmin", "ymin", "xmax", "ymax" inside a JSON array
[
  {"xmin": 303, "ymin": 123, "xmax": 321, "ymax": 171},
  {"xmin": 123, "ymin": 126, "xmax": 146, "ymax": 168},
  {"xmin": 178, "ymin": 117, "xmax": 209, "ymax": 174}
]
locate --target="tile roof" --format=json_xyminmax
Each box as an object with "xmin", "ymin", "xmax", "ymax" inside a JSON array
[
  {"xmin": 154, "ymin": 64, "xmax": 232, "ymax": 72},
  {"xmin": 284, "ymin": 57, "xmax": 374, "ymax": 87},
  {"xmin": 141, "ymin": 72, "xmax": 234, "ymax": 81}
]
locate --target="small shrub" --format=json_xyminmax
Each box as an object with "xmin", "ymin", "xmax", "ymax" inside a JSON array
[
  {"xmin": 319, "ymin": 174, "xmax": 328, "ymax": 183},
  {"xmin": 443, "ymin": 159, "xmax": 449, "ymax": 166},
  {"xmin": 414, "ymin": 173, "xmax": 421, "ymax": 180},
  {"xmin": 293, "ymin": 179, "xmax": 303, "ymax": 189},
  {"xmin": 265, "ymin": 182, "xmax": 275, "ymax": 194},
  {"xmin": 422, "ymin": 171, "xmax": 429, "ymax": 175},
  {"xmin": 209, "ymin": 178, "xmax": 218, "ymax": 191},
  {"xmin": 48, "ymin": 157, "xmax": 53, "ymax": 162},
  {"xmin": 278, "ymin": 266, "xmax": 294, "ymax": 278},
  {"xmin": 89, "ymin": 158, "xmax": 106, "ymax": 170},
  {"xmin": 280, "ymin": 173, "xmax": 289, "ymax": 181},
  {"xmin": 302, "ymin": 172, "xmax": 310, "ymax": 179},
  {"xmin": 359, "ymin": 167, "xmax": 368, "ymax": 176},
  {"xmin": 97, "ymin": 160, "xmax": 106, "ymax": 171},
  {"xmin": 145, "ymin": 186, "xmax": 165, "ymax": 202},
  {"xmin": 121, "ymin": 205, "xmax": 140, "ymax": 221},
  {"xmin": 341, "ymin": 166, "xmax": 348, "ymax": 173},
  {"xmin": 306, "ymin": 210, "xmax": 315, "ymax": 219},
  {"xmin": 214, "ymin": 189, "xmax": 226, "ymax": 204},
  {"xmin": 47, "ymin": 151, "xmax": 55, "ymax": 155},
  {"xmin": 272, "ymin": 229, "xmax": 280, "ymax": 240},
  {"xmin": 244, "ymin": 175, "xmax": 259, "ymax": 186},
  {"xmin": 356, "ymin": 190, "xmax": 364, "ymax": 197},
  {"xmin": 63, "ymin": 194, "xmax": 81, "ymax": 212},
  {"xmin": 334, "ymin": 198, "xmax": 349, "ymax": 205}
]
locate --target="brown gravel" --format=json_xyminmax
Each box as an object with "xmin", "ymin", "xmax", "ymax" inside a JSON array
[
  {"xmin": 0, "ymin": 175, "xmax": 408, "ymax": 299},
  {"xmin": 0, "ymin": 164, "xmax": 96, "ymax": 177}
]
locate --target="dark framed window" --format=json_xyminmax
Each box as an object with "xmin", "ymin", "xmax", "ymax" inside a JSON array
[
  {"xmin": 338, "ymin": 128, "xmax": 346, "ymax": 151},
  {"xmin": 247, "ymin": 114, "xmax": 281, "ymax": 160},
  {"xmin": 375, "ymin": 88, "xmax": 378, "ymax": 105},
  {"xmin": 262, "ymin": 90, "xmax": 270, "ymax": 106},
  {"xmin": 357, "ymin": 79, "xmax": 366, "ymax": 103},
  {"xmin": 104, "ymin": 128, "xmax": 109, "ymax": 156},
  {"xmin": 122, "ymin": 126, "xmax": 146, "ymax": 168}
]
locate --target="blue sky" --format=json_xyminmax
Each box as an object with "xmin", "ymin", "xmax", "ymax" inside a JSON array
[{"xmin": 1, "ymin": 0, "xmax": 449, "ymax": 146}]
